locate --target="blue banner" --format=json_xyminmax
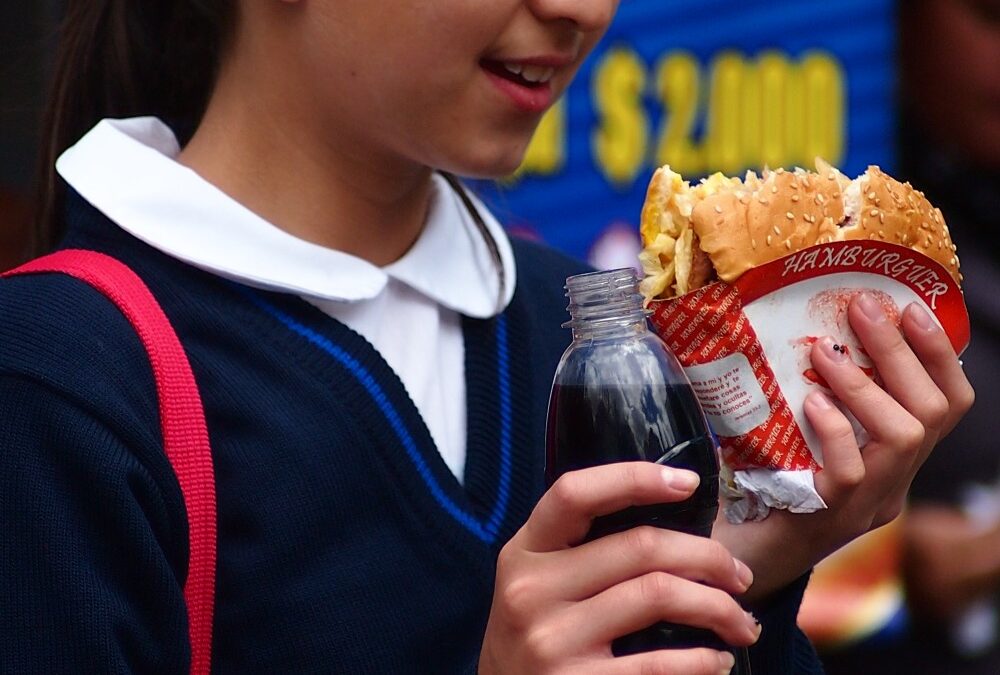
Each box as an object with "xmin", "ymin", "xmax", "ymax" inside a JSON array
[{"xmin": 477, "ymin": 0, "xmax": 897, "ymax": 268}]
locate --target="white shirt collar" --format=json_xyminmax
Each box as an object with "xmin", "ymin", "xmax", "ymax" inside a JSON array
[{"xmin": 56, "ymin": 117, "xmax": 516, "ymax": 318}]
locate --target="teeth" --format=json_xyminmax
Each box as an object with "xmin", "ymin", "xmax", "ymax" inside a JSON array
[
  {"xmin": 520, "ymin": 65, "xmax": 555, "ymax": 83},
  {"xmin": 502, "ymin": 63, "xmax": 555, "ymax": 83}
]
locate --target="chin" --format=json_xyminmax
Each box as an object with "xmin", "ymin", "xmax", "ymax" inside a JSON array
[{"xmin": 444, "ymin": 138, "xmax": 532, "ymax": 180}]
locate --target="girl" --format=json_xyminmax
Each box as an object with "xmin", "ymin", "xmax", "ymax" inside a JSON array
[{"xmin": 0, "ymin": 1, "xmax": 973, "ymax": 673}]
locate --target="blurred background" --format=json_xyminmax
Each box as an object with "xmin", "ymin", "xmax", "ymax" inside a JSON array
[{"xmin": 2, "ymin": 0, "xmax": 997, "ymax": 672}]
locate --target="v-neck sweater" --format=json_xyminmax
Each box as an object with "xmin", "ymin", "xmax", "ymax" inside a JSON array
[{"xmin": 0, "ymin": 191, "xmax": 821, "ymax": 673}]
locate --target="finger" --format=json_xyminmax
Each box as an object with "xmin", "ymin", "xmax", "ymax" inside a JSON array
[
  {"xmin": 520, "ymin": 463, "xmax": 700, "ymax": 552},
  {"xmin": 848, "ymin": 294, "xmax": 948, "ymax": 439},
  {"xmin": 803, "ymin": 391, "xmax": 866, "ymax": 506},
  {"xmin": 541, "ymin": 526, "xmax": 752, "ymax": 600},
  {"xmin": 583, "ymin": 648, "xmax": 737, "ymax": 675},
  {"xmin": 810, "ymin": 336, "xmax": 925, "ymax": 453},
  {"xmin": 901, "ymin": 302, "xmax": 975, "ymax": 437},
  {"xmin": 567, "ymin": 572, "xmax": 760, "ymax": 649}
]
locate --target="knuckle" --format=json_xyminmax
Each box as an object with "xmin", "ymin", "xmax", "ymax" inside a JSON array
[
  {"xmin": 834, "ymin": 458, "xmax": 867, "ymax": 490},
  {"xmin": 706, "ymin": 539, "xmax": 735, "ymax": 577},
  {"xmin": 840, "ymin": 370, "xmax": 873, "ymax": 400},
  {"xmin": 495, "ymin": 543, "xmax": 518, "ymax": 580},
  {"xmin": 500, "ymin": 575, "xmax": 538, "ymax": 624},
  {"xmin": 897, "ymin": 419, "xmax": 926, "ymax": 451},
  {"xmin": 638, "ymin": 572, "xmax": 675, "ymax": 607},
  {"xmin": 523, "ymin": 624, "xmax": 560, "ymax": 665},
  {"xmin": 827, "ymin": 416, "xmax": 858, "ymax": 448},
  {"xmin": 548, "ymin": 474, "xmax": 582, "ymax": 511},
  {"xmin": 920, "ymin": 392, "xmax": 950, "ymax": 429},
  {"xmin": 708, "ymin": 591, "xmax": 740, "ymax": 625},
  {"xmin": 622, "ymin": 462, "xmax": 653, "ymax": 497},
  {"xmin": 624, "ymin": 526, "xmax": 662, "ymax": 565}
]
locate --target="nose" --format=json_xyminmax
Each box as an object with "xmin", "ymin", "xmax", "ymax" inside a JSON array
[{"xmin": 527, "ymin": 0, "xmax": 619, "ymax": 33}]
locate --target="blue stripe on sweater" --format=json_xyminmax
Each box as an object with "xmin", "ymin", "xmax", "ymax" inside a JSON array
[
  {"xmin": 485, "ymin": 316, "xmax": 512, "ymax": 538},
  {"xmin": 247, "ymin": 292, "xmax": 512, "ymax": 545}
]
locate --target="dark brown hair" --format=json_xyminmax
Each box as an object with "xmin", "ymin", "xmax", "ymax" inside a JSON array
[{"xmin": 32, "ymin": 0, "xmax": 234, "ymax": 255}]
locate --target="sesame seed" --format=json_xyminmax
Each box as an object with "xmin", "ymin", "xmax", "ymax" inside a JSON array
[
  {"xmin": 878, "ymin": 230, "xmax": 886, "ymax": 238},
  {"xmin": 925, "ymin": 236, "xmax": 932, "ymax": 248},
  {"xmin": 950, "ymin": 257, "xmax": 956, "ymax": 266},
  {"xmin": 816, "ymin": 194, "xmax": 826, "ymax": 204},
  {"xmin": 790, "ymin": 183, "xmax": 799, "ymax": 190},
  {"xmin": 777, "ymin": 168, "xmax": 785, "ymax": 174},
  {"xmin": 792, "ymin": 194, "xmax": 800, "ymax": 202},
  {"xmin": 773, "ymin": 225, "xmax": 781, "ymax": 235},
  {"xmin": 714, "ymin": 205, "xmax": 723, "ymax": 214},
  {"xmin": 833, "ymin": 192, "xmax": 841, "ymax": 199},
  {"xmin": 751, "ymin": 238, "xmax": 757, "ymax": 249},
  {"xmin": 786, "ymin": 212, "xmax": 794, "ymax": 220},
  {"xmin": 867, "ymin": 191, "xmax": 876, "ymax": 200},
  {"xmin": 879, "ymin": 213, "xmax": 885, "ymax": 223},
  {"xmin": 767, "ymin": 235, "xmax": 773, "ymax": 246},
  {"xmin": 869, "ymin": 209, "xmax": 879, "ymax": 217},
  {"xmin": 828, "ymin": 173, "xmax": 836, "ymax": 180},
  {"xmin": 759, "ymin": 197, "xmax": 769, "ymax": 205},
  {"xmin": 785, "ymin": 240, "xmax": 792, "ymax": 250},
  {"xmin": 802, "ymin": 177, "xmax": 811, "ymax": 188}
]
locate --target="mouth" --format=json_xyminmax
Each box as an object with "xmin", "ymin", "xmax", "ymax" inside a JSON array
[
  {"xmin": 480, "ymin": 59, "xmax": 556, "ymax": 88},
  {"xmin": 479, "ymin": 59, "xmax": 559, "ymax": 114}
]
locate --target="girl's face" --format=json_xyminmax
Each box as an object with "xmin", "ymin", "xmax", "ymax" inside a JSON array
[{"xmin": 281, "ymin": 0, "xmax": 619, "ymax": 177}]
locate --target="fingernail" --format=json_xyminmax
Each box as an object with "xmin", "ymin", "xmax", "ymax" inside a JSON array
[
  {"xmin": 820, "ymin": 337, "xmax": 850, "ymax": 363},
  {"xmin": 734, "ymin": 559, "xmax": 754, "ymax": 590},
  {"xmin": 719, "ymin": 650, "xmax": 736, "ymax": 674},
  {"xmin": 857, "ymin": 293, "xmax": 886, "ymax": 323},
  {"xmin": 807, "ymin": 390, "xmax": 834, "ymax": 410},
  {"xmin": 664, "ymin": 468, "xmax": 700, "ymax": 491},
  {"xmin": 746, "ymin": 611, "xmax": 762, "ymax": 637},
  {"xmin": 907, "ymin": 303, "xmax": 939, "ymax": 332}
]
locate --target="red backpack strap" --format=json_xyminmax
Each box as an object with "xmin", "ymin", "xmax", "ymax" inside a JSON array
[{"xmin": 3, "ymin": 249, "xmax": 217, "ymax": 675}]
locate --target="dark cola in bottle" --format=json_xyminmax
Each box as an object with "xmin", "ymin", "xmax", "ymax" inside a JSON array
[{"xmin": 545, "ymin": 268, "xmax": 749, "ymax": 672}]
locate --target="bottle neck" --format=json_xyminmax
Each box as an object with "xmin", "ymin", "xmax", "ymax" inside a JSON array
[{"xmin": 563, "ymin": 268, "xmax": 649, "ymax": 341}]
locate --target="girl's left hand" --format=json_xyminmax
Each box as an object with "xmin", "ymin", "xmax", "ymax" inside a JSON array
[{"xmin": 713, "ymin": 294, "xmax": 975, "ymax": 603}]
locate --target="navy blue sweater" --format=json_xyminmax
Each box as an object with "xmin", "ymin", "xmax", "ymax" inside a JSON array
[{"xmin": 0, "ymin": 192, "xmax": 821, "ymax": 673}]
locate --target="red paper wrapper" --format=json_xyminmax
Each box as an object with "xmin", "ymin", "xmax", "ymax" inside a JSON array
[{"xmin": 648, "ymin": 240, "xmax": 970, "ymax": 521}]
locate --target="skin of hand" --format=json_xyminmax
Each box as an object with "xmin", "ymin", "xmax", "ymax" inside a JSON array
[
  {"xmin": 479, "ymin": 463, "xmax": 760, "ymax": 675},
  {"xmin": 712, "ymin": 294, "xmax": 975, "ymax": 604}
]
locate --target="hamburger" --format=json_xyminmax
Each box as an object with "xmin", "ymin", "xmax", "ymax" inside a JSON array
[{"xmin": 638, "ymin": 159, "xmax": 962, "ymax": 303}]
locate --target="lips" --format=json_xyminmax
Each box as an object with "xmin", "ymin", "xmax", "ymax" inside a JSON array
[{"xmin": 480, "ymin": 59, "xmax": 558, "ymax": 114}]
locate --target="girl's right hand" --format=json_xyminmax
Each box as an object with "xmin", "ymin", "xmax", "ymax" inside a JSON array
[{"xmin": 478, "ymin": 463, "xmax": 760, "ymax": 675}]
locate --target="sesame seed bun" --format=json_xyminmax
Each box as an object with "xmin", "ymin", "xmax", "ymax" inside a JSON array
[{"xmin": 638, "ymin": 161, "xmax": 962, "ymax": 302}]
